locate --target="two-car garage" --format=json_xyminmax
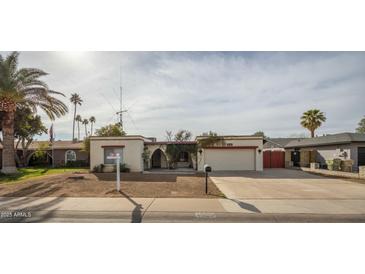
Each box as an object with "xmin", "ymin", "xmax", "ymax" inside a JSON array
[
  {"xmin": 204, "ymin": 148, "xmax": 256, "ymax": 171},
  {"xmin": 196, "ymin": 136, "xmax": 264, "ymax": 172}
]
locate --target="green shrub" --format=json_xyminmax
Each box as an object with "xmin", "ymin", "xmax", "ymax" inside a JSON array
[
  {"xmin": 65, "ymin": 160, "xmax": 88, "ymax": 167},
  {"xmin": 92, "ymin": 163, "xmax": 130, "ymax": 173},
  {"xmin": 92, "ymin": 164, "xmax": 104, "ymax": 173},
  {"xmin": 119, "ymin": 163, "xmax": 130, "ymax": 173}
]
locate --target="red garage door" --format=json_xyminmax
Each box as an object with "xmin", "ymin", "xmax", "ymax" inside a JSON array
[{"xmin": 264, "ymin": 151, "xmax": 285, "ymax": 168}]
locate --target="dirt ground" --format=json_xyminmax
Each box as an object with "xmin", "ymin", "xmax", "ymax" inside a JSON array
[{"xmin": 0, "ymin": 172, "xmax": 224, "ymax": 198}]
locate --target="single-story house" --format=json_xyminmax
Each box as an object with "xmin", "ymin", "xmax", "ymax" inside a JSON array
[
  {"xmin": 284, "ymin": 133, "xmax": 365, "ymax": 171},
  {"xmin": 0, "ymin": 141, "xmax": 88, "ymax": 168},
  {"xmin": 89, "ymin": 135, "xmax": 264, "ymax": 172}
]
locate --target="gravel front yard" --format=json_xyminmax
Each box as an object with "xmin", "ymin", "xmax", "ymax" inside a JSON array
[{"xmin": 0, "ymin": 172, "xmax": 224, "ymax": 198}]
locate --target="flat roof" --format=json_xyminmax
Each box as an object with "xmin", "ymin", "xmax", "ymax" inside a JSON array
[
  {"xmin": 89, "ymin": 135, "xmax": 149, "ymax": 141},
  {"xmin": 146, "ymin": 141, "xmax": 197, "ymax": 145},
  {"xmin": 195, "ymin": 135, "xmax": 263, "ymax": 140}
]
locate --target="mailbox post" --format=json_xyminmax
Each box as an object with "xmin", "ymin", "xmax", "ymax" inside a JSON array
[
  {"xmin": 204, "ymin": 164, "xmax": 212, "ymax": 194},
  {"xmin": 106, "ymin": 153, "xmax": 121, "ymax": 192}
]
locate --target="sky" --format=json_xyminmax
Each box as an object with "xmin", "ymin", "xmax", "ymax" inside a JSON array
[{"xmin": 1, "ymin": 51, "xmax": 364, "ymax": 141}]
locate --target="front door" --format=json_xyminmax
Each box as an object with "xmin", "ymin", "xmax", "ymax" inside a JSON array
[
  {"xmin": 151, "ymin": 149, "xmax": 162, "ymax": 168},
  {"xmin": 291, "ymin": 150, "xmax": 300, "ymax": 167},
  {"xmin": 358, "ymin": 147, "xmax": 365, "ymax": 167}
]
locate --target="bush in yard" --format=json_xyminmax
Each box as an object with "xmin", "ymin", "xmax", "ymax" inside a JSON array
[
  {"xmin": 92, "ymin": 163, "xmax": 129, "ymax": 173},
  {"xmin": 65, "ymin": 160, "xmax": 88, "ymax": 168},
  {"xmin": 92, "ymin": 164, "xmax": 104, "ymax": 173},
  {"xmin": 119, "ymin": 163, "xmax": 130, "ymax": 173}
]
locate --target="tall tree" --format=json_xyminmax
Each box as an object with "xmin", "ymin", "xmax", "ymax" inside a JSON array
[
  {"xmin": 0, "ymin": 52, "xmax": 68, "ymax": 173},
  {"xmin": 174, "ymin": 129, "xmax": 192, "ymax": 141},
  {"xmin": 356, "ymin": 116, "xmax": 365, "ymax": 134},
  {"xmin": 95, "ymin": 123, "xmax": 126, "ymax": 137},
  {"xmin": 165, "ymin": 130, "xmax": 173, "ymax": 141},
  {"xmin": 89, "ymin": 116, "xmax": 96, "ymax": 135},
  {"xmin": 75, "ymin": 114, "xmax": 82, "ymax": 140},
  {"xmin": 300, "ymin": 109, "xmax": 326, "ymax": 138},
  {"xmin": 70, "ymin": 93, "xmax": 82, "ymax": 141},
  {"xmin": 82, "ymin": 118, "xmax": 89, "ymax": 138},
  {"xmin": 0, "ymin": 107, "xmax": 47, "ymax": 167},
  {"xmin": 253, "ymin": 131, "xmax": 266, "ymax": 138}
]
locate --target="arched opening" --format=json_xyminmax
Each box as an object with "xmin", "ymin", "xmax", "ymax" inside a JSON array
[
  {"xmin": 28, "ymin": 151, "xmax": 50, "ymax": 167},
  {"xmin": 151, "ymin": 149, "xmax": 168, "ymax": 169}
]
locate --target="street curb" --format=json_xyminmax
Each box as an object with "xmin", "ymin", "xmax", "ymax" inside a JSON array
[{"xmin": 2, "ymin": 210, "xmax": 365, "ymax": 223}]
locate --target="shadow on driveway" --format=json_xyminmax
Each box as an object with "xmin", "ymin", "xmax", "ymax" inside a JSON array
[{"xmin": 229, "ymin": 199, "xmax": 261, "ymax": 213}]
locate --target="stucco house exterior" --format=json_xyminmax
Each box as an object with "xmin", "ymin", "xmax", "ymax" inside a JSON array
[
  {"xmin": 284, "ymin": 133, "xmax": 365, "ymax": 171},
  {"xmin": 89, "ymin": 135, "xmax": 264, "ymax": 172}
]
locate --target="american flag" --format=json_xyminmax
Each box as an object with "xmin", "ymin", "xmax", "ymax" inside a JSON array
[{"xmin": 49, "ymin": 124, "xmax": 54, "ymax": 142}]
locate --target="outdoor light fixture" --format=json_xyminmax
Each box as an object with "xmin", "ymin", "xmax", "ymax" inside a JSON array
[
  {"xmin": 258, "ymin": 149, "xmax": 262, "ymax": 153},
  {"xmin": 199, "ymin": 149, "xmax": 203, "ymax": 155}
]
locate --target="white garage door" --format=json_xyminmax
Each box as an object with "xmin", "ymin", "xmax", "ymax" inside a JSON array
[{"xmin": 204, "ymin": 149, "xmax": 256, "ymax": 171}]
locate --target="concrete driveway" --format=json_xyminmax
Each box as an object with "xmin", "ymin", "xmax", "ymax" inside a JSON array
[{"xmin": 210, "ymin": 169, "xmax": 365, "ymax": 215}]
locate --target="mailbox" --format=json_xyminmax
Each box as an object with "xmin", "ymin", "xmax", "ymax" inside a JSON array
[
  {"xmin": 204, "ymin": 164, "xmax": 212, "ymax": 173},
  {"xmin": 203, "ymin": 164, "xmax": 211, "ymax": 194}
]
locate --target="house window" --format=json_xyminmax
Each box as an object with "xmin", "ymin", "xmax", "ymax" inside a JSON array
[
  {"xmin": 65, "ymin": 150, "xmax": 77, "ymax": 163},
  {"xmin": 104, "ymin": 147, "xmax": 124, "ymax": 164},
  {"xmin": 227, "ymin": 143, "xmax": 233, "ymax": 147},
  {"xmin": 179, "ymin": 151, "xmax": 189, "ymax": 162}
]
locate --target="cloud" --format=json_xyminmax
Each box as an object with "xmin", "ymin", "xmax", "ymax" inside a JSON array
[{"xmin": 2, "ymin": 51, "xmax": 365, "ymax": 140}]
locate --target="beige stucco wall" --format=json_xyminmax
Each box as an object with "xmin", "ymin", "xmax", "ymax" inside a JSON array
[
  {"xmin": 197, "ymin": 137, "xmax": 263, "ymax": 171},
  {"xmin": 90, "ymin": 137, "xmax": 145, "ymax": 172}
]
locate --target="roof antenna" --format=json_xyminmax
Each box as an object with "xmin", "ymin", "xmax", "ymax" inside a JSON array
[{"xmin": 116, "ymin": 66, "xmax": 127, "ymax": 129}]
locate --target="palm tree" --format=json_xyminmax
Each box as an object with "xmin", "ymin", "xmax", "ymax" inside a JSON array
[
  {"xmin": 0, "ymin": 52, "xmax": 68, "ymax": 174},
  {"xmin": 75, "ymin": 115, "xmax": 82, "ymax": 140},
  {"xmin": 300, "ymin": 109, "xmax": 327, "ymax": 138},
  {"xmin": 89, "ymin": 116, "xmax": 96, "ymax": 135},
  {"xmin": 70, "ymin": 93, "xmax": 82, "ymax": 141},
  {"xmin": 82, "ymin": 118, "xmax": 89, "ymax": 138}
]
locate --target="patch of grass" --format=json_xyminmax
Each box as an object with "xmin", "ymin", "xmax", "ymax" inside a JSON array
[{"xmin": 0, "ymin": 167, "xmax": 88, "ymax": 184}]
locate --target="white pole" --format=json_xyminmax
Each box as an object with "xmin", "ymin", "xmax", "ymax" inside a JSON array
[{"xmin": 116, "ymin": 153, "xmax": 120, "ymax": 192}]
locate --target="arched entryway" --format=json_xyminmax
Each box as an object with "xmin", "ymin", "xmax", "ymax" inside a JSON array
[{"xmin": 151, "ymin": 149, "xmax": 168, "ymax": 169}]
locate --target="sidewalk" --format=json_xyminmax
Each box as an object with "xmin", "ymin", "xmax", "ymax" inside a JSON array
[{"xmin": 1, "ymin": 196, "xmax": 365, "ymax": 222}]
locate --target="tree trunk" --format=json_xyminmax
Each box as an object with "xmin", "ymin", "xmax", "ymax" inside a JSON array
[
  {"xmin": 1, "ymin": 111, "xmax": 18, "ymax": 174},
  {"xmin": 311, "ymin": 129, "xmax": 315, "ymax": 138},
  {"xmin": 72, "ymin": 104, "xmax": 76, "ymax": 142},
  {"xmin": 85, "ymin": 125, "xmax": 87, "ymax": 137},
  {"xmin": 77, "ymin": 121, "xmax": 80, "ymax": 140}
]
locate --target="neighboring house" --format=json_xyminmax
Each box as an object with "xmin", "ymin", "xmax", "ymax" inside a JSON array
[
  {"xmin": 0, "ymin": 141, "xmax": 88, "ymax": 168},
  {"xmin": 263, "ymin": 138, "xmax": 306, "ymax": 151},
  {"xmin": 284, "ymin": 133, "xmax": 365, "ymax": 170},
  {"xmin": 89, "ymin": 135, "xmax": 264, "ymax": 172}
]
